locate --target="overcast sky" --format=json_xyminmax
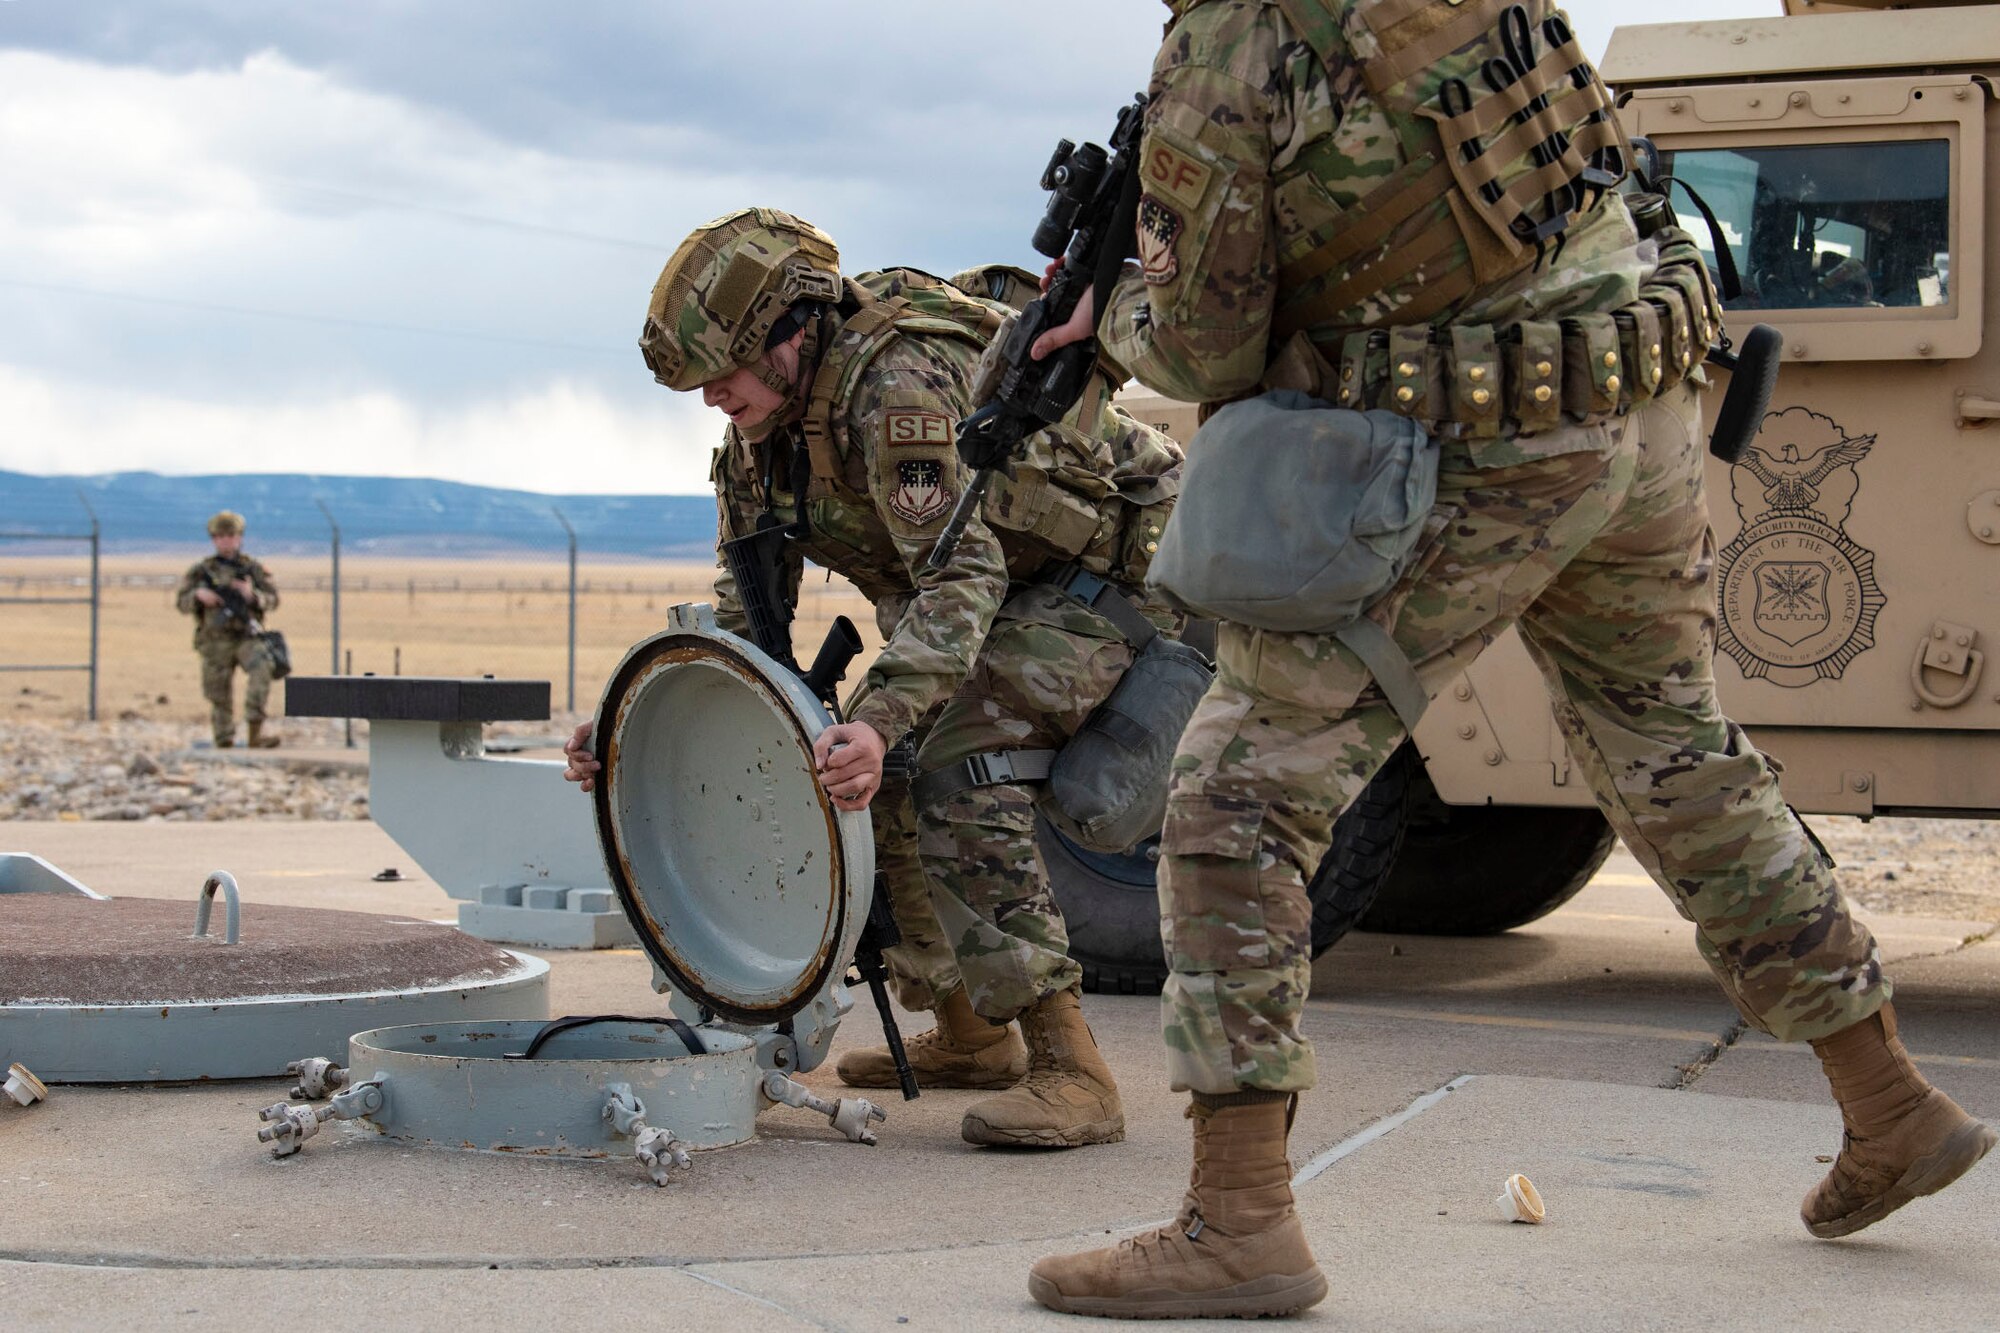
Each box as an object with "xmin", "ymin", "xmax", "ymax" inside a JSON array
[{"xmin": 0, "ymin": 0, "xmax": 1779, "ymax": 495}]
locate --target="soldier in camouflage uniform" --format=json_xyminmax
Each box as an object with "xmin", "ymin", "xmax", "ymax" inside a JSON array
[
  {"xmin": 1026, "ymin": 0, "xmax": 1995, "ymax": 1318},
  {"xmin": 174, "ymin": 511, "xmax": 282, "ymax": 749},
  {"xmin": 563, "ymin": 209, "xmax": 1185, "ymax": 1148}
]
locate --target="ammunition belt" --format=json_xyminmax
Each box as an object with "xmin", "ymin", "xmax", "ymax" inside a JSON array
[{"xmin": 1306, "ymin": 230, "xmax": 1724, "ymax": 439}]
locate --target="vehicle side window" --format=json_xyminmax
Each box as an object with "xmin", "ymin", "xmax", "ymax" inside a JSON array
[{"xmin": 1664, "ymin": 140, "xmax": 1950, "ymax": 312}]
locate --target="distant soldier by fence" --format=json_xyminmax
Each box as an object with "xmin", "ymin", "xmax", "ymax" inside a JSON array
[{"xmin": 175, "ymin": 511, "xmax": 283, "ymax": 748}]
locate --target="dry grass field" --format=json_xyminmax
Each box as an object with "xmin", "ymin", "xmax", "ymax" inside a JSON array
[{"xmin": 0, "ymin": 552, "xmax": 881, "ymax": 726}]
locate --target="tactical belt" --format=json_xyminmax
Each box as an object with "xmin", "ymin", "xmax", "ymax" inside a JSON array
[
  {"xmin": 911, "ymin": 748, "xmax": 1055, "ymax": 812},
  {"xmin": 909, "ymin": 565, "xmax": 1159, "ymax": 812},
  {"xmin": 1044, "ymin": 563, "xmax": 1161, "ymax": 651},
  {"xmin": 1294, "ymin": 231, "xmax": 1722, "ymax": 440}
]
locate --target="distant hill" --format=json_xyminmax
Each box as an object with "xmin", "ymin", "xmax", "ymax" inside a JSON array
[{"xmin": 0, "ymin": 470, "xmax": 716, "ymax": 557}]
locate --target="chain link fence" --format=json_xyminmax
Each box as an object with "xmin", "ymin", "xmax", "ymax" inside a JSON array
[{"xmin": 0, "ymin": 491, "xmax": 875, "ymax": 728}]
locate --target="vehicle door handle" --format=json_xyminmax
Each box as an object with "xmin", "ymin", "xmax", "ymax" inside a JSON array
[{"xmin": 1955, "ymin": 393, "xmax": 2000, "ymax": 427}]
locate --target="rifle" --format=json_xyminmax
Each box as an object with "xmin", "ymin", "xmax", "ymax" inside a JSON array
[
  {"xmin": 203, "ymin": 557, "xmax": 265, "ymax": 631},
  {"xmin": 202, "ymin": 556, "xmax": 292, "ymax": 678},
  {"xmin": 926, "ymin": 92, "xmax": 1149, "ymax": 571},
  {"xmin": 718, "ymin": 513, "xmax": 863, "ymax": 713}
]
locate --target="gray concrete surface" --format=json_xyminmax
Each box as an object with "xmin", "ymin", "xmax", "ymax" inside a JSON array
[{"xmin": 3, "ymin": 827, "xmax": 1995, "ymax": 1330}]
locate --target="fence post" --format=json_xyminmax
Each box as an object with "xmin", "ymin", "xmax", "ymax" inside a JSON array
[
  {"xmin": 315, "ymin": 499, "xmax": 341, "ymax": 675},
  {"xmin": 552, "ymin": 505, "xmax": 577, "ymax": 713},
  {"xmin": 76, "ymin": 489, "xmax": 100, "ymax": 723}
]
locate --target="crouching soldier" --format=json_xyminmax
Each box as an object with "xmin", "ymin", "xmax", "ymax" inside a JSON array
[{"xmin": 567, "ymin": 208, "xmax": 1192, "ymax": 1148}]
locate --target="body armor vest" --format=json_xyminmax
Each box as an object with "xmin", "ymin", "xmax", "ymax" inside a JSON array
[
  {"xmin": 781, "ymin": 271, "xmax": 1177, "ymax": 586},
  {"xmin": 1268, "ymin": 0, "xmax": 1631, "ymax": 340}
]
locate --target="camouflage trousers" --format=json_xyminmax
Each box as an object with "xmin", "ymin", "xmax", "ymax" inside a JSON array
[
  {"xmin": 871, "ymin": 738, "xmax": 960, "ymax": 1013},
  {"xmin": 198, "ymin": 635, "xmax": 275, "ymax": 743},
  {"xmin": 900, "ymin": 584, "xmax": 1140, "ymax": 1023},
  {"xmin": 1159, "ymin": 383, "xmax": 1887, "ymax": 1094}
]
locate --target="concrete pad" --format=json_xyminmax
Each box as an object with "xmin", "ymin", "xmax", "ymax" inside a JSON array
[
  {"xmin": 0, "ymin": 989, "xmax": 1353, "ymax": 1269},
  {"xmin": 2, "ymin": 823, "xmax": 456, "ymax": 918},
  {"xmin": 679, "ymin": 1074, "xmax": 2000, "ymax": 1331},
  {"xmin": 1290, "ymin": 1075, "xmax": 2000, "ymax": 1332},
  {"xmin": 0, "ymin": 1262, "xmax": 811, "ymax": 1331},
  {"xmin": 175, "ymin": 745, "xmax": 368, "ymax": 774},
  {"xmin": 6, "ymin": 824, "xmax": 1997, "ymax": 1329}
]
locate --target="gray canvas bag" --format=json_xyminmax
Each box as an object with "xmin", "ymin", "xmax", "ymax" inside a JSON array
[
  {"xmin": 1144, "ymin": 390, "xmax": 1440, "ymax": 728},
  {"xmin": 1041, "ymin": 631, "xmax": 1214, "ymax": 853}
]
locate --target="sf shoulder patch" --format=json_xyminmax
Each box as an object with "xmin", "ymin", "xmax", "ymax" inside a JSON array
[
  {"xmin": 1138, "ymin": 196, "xmax": 1183, "ymax": 286},
  {"xmin": 889, "ymin": 457, "xmax": 953, "ymax": 527},
  {"xmin": 885, "ymin": 409, "xmax": 953, "ymax": 448},
  {"xmin": 1142, "ymin": 137, "xmax": 1212, "ymax": 212}
]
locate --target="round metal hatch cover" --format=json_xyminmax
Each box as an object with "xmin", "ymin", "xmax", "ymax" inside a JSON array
[{"xmin": 591, "ymin": 603, "xmax": 872, "ymax": 1026}]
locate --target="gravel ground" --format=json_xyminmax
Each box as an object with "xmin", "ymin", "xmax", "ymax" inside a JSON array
[
  {"xmin": 4, "ymin": 719, "xmax": 1996, "ymax": 923},
  {"xmin": 0, "ymin": 718, "xmax": 371, "ymax": 822},
  {"xmin": 1812, "ymin": 814, "xmax": 2000, "ymax": 926}
]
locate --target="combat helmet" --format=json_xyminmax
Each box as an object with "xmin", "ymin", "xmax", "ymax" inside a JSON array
[
  {"xmin": 640, "ymin": 207, "xmax": 844, "ymax": 392},
  {"xmin": 207, "ymin": 511, "xmax": 245, "ymax": 537},
  {"xmin": 949, "ymin": 264, "xmax": 1043, "ymax": 314}
]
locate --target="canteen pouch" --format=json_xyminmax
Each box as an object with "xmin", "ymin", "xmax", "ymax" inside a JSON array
[
  {"xmin": 1041, "ymin": 633, "xmax": 1215, "ymax": 855},
  {"xmin": 1145, "ymin": 391, "xmax": 1439, "ymax": 632}
]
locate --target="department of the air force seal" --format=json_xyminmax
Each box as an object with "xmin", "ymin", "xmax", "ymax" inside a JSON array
[{"xmin": 1716, "ymin": 406, "xmax": 1886, "ymax": 687}]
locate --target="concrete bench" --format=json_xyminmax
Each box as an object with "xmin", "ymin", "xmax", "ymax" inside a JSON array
[{"xmin": 285, "ymin": 676, "xmax": 631, "ymax": 950}]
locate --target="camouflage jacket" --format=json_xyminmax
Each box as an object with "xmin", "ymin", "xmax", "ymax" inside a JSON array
[
  {"xmin": 175, "ymin": 553, "xmax": 280, "ymax": 643},
  {"xmin": 712, "ymin": 296, "xmax": 1181, "ymax": 744},
  {"xmin": 1104, "ymin": 0, "xmax": 1649, "ymax": 409}
]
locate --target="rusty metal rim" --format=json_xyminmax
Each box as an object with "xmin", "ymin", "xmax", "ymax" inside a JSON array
[{"xmin": 590, "ymin": 628, "xmax": 849, "ymax": 1027}]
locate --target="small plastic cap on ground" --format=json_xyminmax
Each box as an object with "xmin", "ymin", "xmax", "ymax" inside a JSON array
[
  {"xmin": 4, "ymin": 1063, "xmax": 48, "ymax": 1107},
  {"xmin": 1496, "ymin": 1172, "xmax": 1546, "ymax": 1224}
]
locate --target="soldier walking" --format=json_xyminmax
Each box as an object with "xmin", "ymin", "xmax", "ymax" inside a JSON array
[
  {"xmin": 565, "ymin": 210, "xmax": 1185, "ymax": 1149},
  {"xmin": 1025, "ymin": 0, "xmax": 1995, "ymax": 1317},
  {"xmin": 175, "ymin": 511, "xmax": 282, "ymax": 749}
]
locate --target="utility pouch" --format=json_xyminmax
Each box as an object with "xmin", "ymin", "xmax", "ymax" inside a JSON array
[
  {"xmin": 1147, "ymin": 390, "xmax": 1438, "ymax": 630},
  {"xmin": 1145, "ymin": 390, "xmax": 1439, "ymax": 728},
  {"xmin": 258, "ymin": 630, "xmax": 293, "ymax": 680},
  {"xmin": 1041, "ymin": 632, "xmax": 1214, "ymax": 855}
]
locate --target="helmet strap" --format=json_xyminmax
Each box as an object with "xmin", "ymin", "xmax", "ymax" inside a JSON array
[{"xmin": 737, "ymin": 315, "xmax": 823, "ymax": 445}]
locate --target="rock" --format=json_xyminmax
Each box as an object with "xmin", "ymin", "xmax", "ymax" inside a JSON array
[{"xmin": 128, "ymin": 752, "xmax": 163, "ymax": 778}]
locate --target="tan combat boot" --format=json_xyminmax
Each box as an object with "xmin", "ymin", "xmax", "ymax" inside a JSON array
[
  {"xmin": 1030, "ymin": 1092, "xmax": 1328, "ymax": 1318},
  {"xmin": 246, "ymin": 723, "xmax": 281, "ymax": 749},
  {"xmin": 1804, "ymin": 1002, "xmax": 1997, "ymax": 1238},
  {"xmin": 960, "ymin": 985, "xmax": 1123, "ymax": 1147},
  {"xmin": 836, "ymin": 986, "xmax": 1027, "ymax": 1090}
]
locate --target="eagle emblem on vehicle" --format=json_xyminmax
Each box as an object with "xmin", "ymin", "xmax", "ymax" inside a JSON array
[{"xmin": 1717, "ymin": 406, "xmax": 1886, "ymax": 687}]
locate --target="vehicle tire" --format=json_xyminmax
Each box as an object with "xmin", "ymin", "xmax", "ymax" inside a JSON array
[
  {"xmin": 1044, "ymin": 745, "xmax": 1416, "ymax": 995},
  {"xmin": 1356, "ymin": 766, "xmax": 1615, "ymax": 936}
]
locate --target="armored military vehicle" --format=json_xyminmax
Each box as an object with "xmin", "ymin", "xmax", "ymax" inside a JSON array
[{"xmin": 1055, "ymin": 0, "xmax": 2000, "ymax": 991}]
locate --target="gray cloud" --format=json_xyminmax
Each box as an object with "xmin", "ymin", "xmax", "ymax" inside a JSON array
[{"xmin": 0, "ymin": 0, "xmax": 1775, "ymax": 492}]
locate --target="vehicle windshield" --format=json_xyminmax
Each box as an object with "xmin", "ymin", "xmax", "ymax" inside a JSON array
[{"xmin": 1664, "ymin": 139, "xmax": 1951, "ymax": 312}]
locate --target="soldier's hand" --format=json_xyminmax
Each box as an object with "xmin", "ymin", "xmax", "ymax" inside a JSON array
[
  {"xmin": 231, "ymin": 578, "xmax": 257, "ymax": 599},
  {"xmin": 1030, "ymin": 286, "xmax": 1096, "ymax": 362},
  {"xmin": 193, "ymin": 587, "xmax": 222, "ymax": 608},
  {"xmin": 562, "ymin": 722, "xmax": 601, "ymax": 793},
  {"xmin": 813, "ymin": 721, "xmax": 885, "ymax": 812}
]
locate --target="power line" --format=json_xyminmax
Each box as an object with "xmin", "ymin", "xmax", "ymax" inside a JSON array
[
  {"xmin": 263, "ymin": 176, "xmax": 665, "ymax": 253},
  {"xmin": 0, "ymin": 277, "xmax": 632, "ymax": 356}
]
